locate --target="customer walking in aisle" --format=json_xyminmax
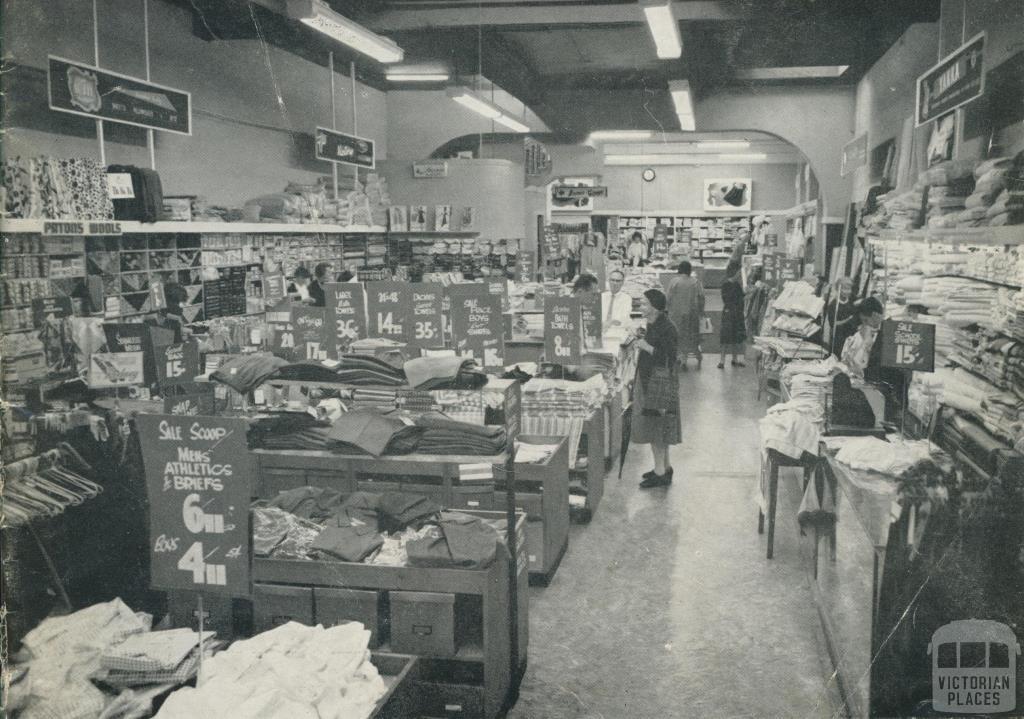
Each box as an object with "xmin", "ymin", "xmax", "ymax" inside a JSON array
[
  {"xmin": 631, "ymin": 289, "xmax": 681, "ymax": 488},
  {"xmin": 718, "ymin": 260, "xmax": 746, "ymax": 368},
  {"xmin": 665, "ymin": 260, "xmax": 705, "ymax": 370}
]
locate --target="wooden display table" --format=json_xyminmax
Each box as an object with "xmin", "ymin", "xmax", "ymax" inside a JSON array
[
  {"xmin": 253, "ymin": 510, "xmax": 528, "ymax": 719},
  {"xmin": 570, "ymin": 406, "xmax": 606, "ymax": 523}
]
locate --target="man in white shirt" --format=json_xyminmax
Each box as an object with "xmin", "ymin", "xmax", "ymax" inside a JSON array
[{"xmin": 601, "ymin": 269, "xmax": 633, "ymax": 341}]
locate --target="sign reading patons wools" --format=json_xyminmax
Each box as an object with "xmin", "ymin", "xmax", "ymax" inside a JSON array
[
  {"xmin": 324, "ymin": 283, "xmax": 368, "ymax": 356},
  {"xmin": 544, "ymin": 297, "xmax": 583, "ymax": 365},
  {"xmin": 407, "ymin": 283, "xmax": 444, "ymax": 349},
  {"xmin": 880, "ymin": 319, "xmax": 936, "ymax": 373},
  {"xmin": 136, "ymin": 414, "xmax": 252, "ymax": 595},
  {"xmin": 367, "ymin": 281, "xmax": 409, "ymax": 341},
  {"xmin": 48, "ymin": 56, "xmax": 192, "ymax": 135},
  {"xmin": 449, "ymin": 284, "xmax": 504, "ymax": 368}
]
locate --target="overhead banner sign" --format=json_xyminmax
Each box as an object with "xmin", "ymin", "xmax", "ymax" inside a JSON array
[
  {"xmin": 413, "ymin": 160, "xmax": 448, "ymax": 178},
  {"xmin": 48, "ymin": 55, "xmax": 191, "ymax": 135},
  {"xmin": 544, "ymin": 297, "xmax": 583, "ymax": 365},
  {"xmin": 916, "ymin": 32, "xmax": 985, "ymax": 126},
  {"xmin": 881, "ymin": 319, "xmax": 936, "ymax": 373},
  {"xmin": 315, "ymin": 126, "xmax": 375, "ymax": 169},
  {"xmin": 840, "ymin": 134, "xmax": 868, "ymax": 177},
  {"xmin": 324, "ymin": 283, "xmax": 368, "ymax": 357},
  {"xmin": 552, "ymin": 185, "xmax": 608, "ymax": 201},
  {"xmin": 137, "ymin": 414, "xmax": 252, "ymax": 595}
]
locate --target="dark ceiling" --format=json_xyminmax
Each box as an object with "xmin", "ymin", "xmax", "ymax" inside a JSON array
[{"xmin": 177, "ymin": 0, "xmax": 942, "ymax": 139}]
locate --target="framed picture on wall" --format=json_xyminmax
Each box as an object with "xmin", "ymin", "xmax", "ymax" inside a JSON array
[
  {"xmin": 434, "ymin": 205, "xmax": 452, "ymax": 231},
  {"xmin": 703, "ymin": 178, "xmax": 752, "ymax": 211},
  {"xmin": 410, "ymin": 205, "xmax": 428, "ymax": 231},
  {"xmin": 927, "ymin": 112, "xmax": 956, "ymax": 167},
  {"xmin": 388, "ymin": 205, "xmax": 408, "ymax": 231}
]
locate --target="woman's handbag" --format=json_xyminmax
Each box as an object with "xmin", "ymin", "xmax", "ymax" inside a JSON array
[{"xmin": 643, "ymin": 358, "xmax": 679, "ymax": 415}]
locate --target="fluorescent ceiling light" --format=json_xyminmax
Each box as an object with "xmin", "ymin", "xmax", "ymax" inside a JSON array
[
  {"xmin": 287, "ymin": 0, "xmax": 403, "ymax": 63},
  {"xmin": 720, "ymin": 152, "xmax": 767, "ymax": 160},
  {"xmin": 677, "ymin": 115, "xmax": 695, "ymax": 132},
  {"xmin": 447, "ymin": 88, "xmax": 530, "ymax": 131},
  {"xmin": 696, "ymin": 141, "xmax": 750, "ymax": 150},
  {"xmin": 605, "ymin": 154, "xmax": 698, "ymax": 166},
  {"xmin": 589, "ymin": 130, "xmax": 654, "ymax": 141},
  {"xmin": 493, "ymin": 113, "xmax": 530, "ymax": 133},
  {"xmin": 385, "ymin": 73, "xmax": 449, "ymax": 82},
  {"xmin": 669, "ymin": 79, "xmax": 693, "ymax": 117},
  {"xmin": 641, "ymin": 0, "xmax": 682, "ymax": 59},
  {"xmin": 736, "ymin": 65, "xmax": 850, "ymax": 80},
  {"xmin": 448, "ymin": 88, "xmax": 502, "ymax": 119}
]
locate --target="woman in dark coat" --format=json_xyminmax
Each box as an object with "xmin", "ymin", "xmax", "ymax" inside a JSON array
[
  {"xmin": 631, "ymin": 288, "xmax": 681, "ymax": 488},
  {"xmin": 718, "ymin": 260, "xmax": 746, "ymax": 368}
]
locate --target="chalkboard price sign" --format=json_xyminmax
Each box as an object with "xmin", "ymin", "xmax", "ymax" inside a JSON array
[
  {"xmin": 137, "ymin": 414, "xmax": 252, "ymax": 596},
  {"xmin": 880, "ymin": 319, "xmax": 936, "ymax": 373}
]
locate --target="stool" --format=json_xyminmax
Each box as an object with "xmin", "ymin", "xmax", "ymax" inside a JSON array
[{"xmin": 757, "ymin": 448, "xmax": 819, "ymax": 559}]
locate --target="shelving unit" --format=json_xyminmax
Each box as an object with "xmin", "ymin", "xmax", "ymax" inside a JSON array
[{"xmin": 600, "ymin": 213, "xmax": 752, "ymax": 265}]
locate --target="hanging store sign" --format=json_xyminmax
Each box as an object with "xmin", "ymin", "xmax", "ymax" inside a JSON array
[
  {"xmin": 413, "ymin": 160, "xmax": 448, "ymax": 178},
  {"xmin": 840, "ymin": 134, "xmax": 868, "ymax": 177},
  {"xmin": 366, "ymin": 281, "xmax": 409, "ymax": 341},
  {"xmin": 407, "ymin": 283, "xmax": 444, "ymax": 349},
  {"xmin": 137, "ymin": 414, "xmax": 252, "ymax": 595},
  {"xmin": 544, "ymin": 297, "xmax": 583, "ymax": 365},
  {"xmin": 916, "ymin": 33, "xmax": 985, "ymax": 126},
  {"xmin": 552, "ymin": 185, "xmax": 608, "ymax": 201},
  {"xmin": 314, "ymin": 126, "xmax": 375, "ymax": 169},
  {"xmin": 449, "ymin": 286, "xmax": 504, "ymax": 368},
  {"xmin": 48, "ymin": 55, "xmax": 191, "ymax": 135},
  {"xmin": 324, "ymin": 283, "xmax": 368, "ymax": 356},
  {"xmin": 880, "ymin": 319, "xmax": 936, "ymax": 373}
]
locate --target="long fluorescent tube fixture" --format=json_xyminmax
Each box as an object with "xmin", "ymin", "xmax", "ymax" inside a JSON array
[
  {"xmin": 677, "ymin": 115, "xmax": 696, "ymax": 131},
  {"xmin": 448, "ymin": 88, "xmax": 531, "ymax": 132},
  {"xmin": 605, "ymin": 153, "xmax": 778, "ymax": 165},
  {"xmin": 641, "ymin": 0, "xmax": 682, "ymax": 59},
  {"xmin": 287, "ymin": 0, "xmax": 403, "ymax": 63},
  {"xmin": 589, "ymin": 130, "xmax": 654, "ymax": 141},
  {"xmin": 448, "ymin": 89, "xmax": 502, "ymax": 119},
  {"xmin": 386, "ymin": 73, "xmax": 450, "ymax": 82},
  {"xmin": 493, "ymin": 113, "xmax": 530, "ymax": 133},
  {"xmin": 697, "ymin": 141, "xmax": 750, "ymax": 150},
  {"xmin": 719, "ymin": 153, "xmax": 767, "ymax": 161},
  {"xmin": 736, "ymin": 66, "xmax": 849, "ymax": 80},
  {"xmin": 669, "ymin": 79, "xmax": 693, "ymax": 117}
]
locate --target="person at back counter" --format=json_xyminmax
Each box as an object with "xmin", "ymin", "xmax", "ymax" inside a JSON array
[{"xmin": 602, "ymin": 269, "xmax": 633, "ymax": 342}]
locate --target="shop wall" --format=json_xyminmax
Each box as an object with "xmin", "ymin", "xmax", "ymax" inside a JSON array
[
  {"xmin": 595, "ymin": 163, "xmax": 799, "ymax": 213},
  {"xmin": 697, "ymin": 85, "xmax": 856, "ymax": 218},
  {"xmin": 939, "ymin": 0, "xmax": 1024, "ymax": 159},
  {"xmin": 851, "ymin": 23, "xmax": 941, "ymax": 200},
  {"xmin": 378, "ymin": 158, "xmax": 526, "ymax": 240},
  {"xmin": 2, "ymin": 0, "xmax": 388, "ymax": 206}
]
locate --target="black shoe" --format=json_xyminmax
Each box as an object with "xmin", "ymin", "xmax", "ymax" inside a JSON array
[
  {"xmin": 642, "ymin": 467, "xmax": 672, "ymax": 481},
  {"xmin": 717, "ymin": 362, "xmax": 725, "ymax": 369},
  {"xmin": 640, "ymin": 472, "xmax": 672, "ymax": 488}
]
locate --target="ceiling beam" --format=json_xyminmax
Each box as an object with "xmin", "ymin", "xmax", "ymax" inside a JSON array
[{"xmin": 365, "ymin": 2, "xmax": 750, "ymax": 32}]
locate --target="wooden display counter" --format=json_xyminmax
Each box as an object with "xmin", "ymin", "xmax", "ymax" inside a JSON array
[{"xmin": 253, "ymin": 509, "xmax": 528, "ymax": 719}]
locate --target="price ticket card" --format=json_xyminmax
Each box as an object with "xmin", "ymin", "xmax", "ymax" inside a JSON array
[
  {"xmin": 136, "ymin": 414, "xmax": 252, "ymax": 596},
  {"xmin": 291, "ymin": 305, "xmax": 328, "ymax": 361},
  {"xmin": 324, "ymin": 283, "xmax": 368, "ymax": 357},
  {"xmin": 880, "ymin": 319, "xmax": 936, "ymax": 373},
  {"xmin": 366, "ymin": 281, "xmax": 409, "ymax": 341},
  {"xmin": 407, "ymin": 283, "xmax": 444, "ymax": 349}
]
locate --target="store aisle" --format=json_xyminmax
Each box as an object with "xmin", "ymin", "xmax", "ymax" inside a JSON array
[{"xmin": 508, "ymin": 367, "xmax": 845, "ymax": 719}]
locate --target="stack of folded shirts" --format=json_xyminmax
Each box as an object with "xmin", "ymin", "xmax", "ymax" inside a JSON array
[
  {"xmin": 100, "ymin": 629, "xmax": 220, "ymax": 689},
  {"xmin": 753, "ymin": 336, "xmax": 829, "ymax": 360},
  {"xmin": 521, "ymin": 375, "xmax": 608, "ymax": 416},
  {"xmin": 772, "ymin": 281, "xmax": 825, "ymax": 318},
  {"xmin": 772, "ymin": 313, "xmax": 820, "ymax": 337},
  {"xmin": 414, "ymin": 411, "xmax": 507, "ymax": 455}
]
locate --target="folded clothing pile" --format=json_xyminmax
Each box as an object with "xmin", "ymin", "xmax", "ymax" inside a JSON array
[
  {"xmin": 772, "ymin": 280, "xmax": 825, "ymax": 318},
  {"xmin": 403, "ymin": 355, "xmax": 487, "ymax": 390},
  {"xmin": 6, "ymin": 598, "xmax": 152, "ymax": 719},
  {"xmin": 99, "ymin": 628, "xmax": 221, "ymax": 689},
  {"xmin": 957, "ymin": 156, "xmax": 1016, "ymax": 226},
  {"xmin": 521, "ymin": 375, "xmax": 608, "ymax": 416},
  {"xmin": 833, "ymin": 436, "xmax": 935, "ymax": 475},
  {"xmin": 752, "ymin": 336, "xmax": 829, "ymax": 361},
  {"xmin": 3, "ymin": 155, "xmax": 115, "ymax": 220},
  {"xmin": 415, "ymin": 411, "xmax": 508, "ymax": 455},
  {"xmin": 155, "ymin": 622, "xmax": 387, "ymax": 719},
  {"xmin": 760, "ymin": 401, "xmax": 821, "ymax": 460}
]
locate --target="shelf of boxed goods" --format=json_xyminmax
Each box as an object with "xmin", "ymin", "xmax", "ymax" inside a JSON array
[{"xmin": 0, "ymin": 218, "xmax": 388, "ymax": 235}]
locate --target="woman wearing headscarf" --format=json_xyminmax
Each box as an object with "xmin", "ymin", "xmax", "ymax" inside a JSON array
[
  {"xmin": 718, "ymin": 260, "xmax": 746, "ymax": 368},
  {"xmin": 631, "ymin": 288, "xmax": 681, "ymax": 488}
]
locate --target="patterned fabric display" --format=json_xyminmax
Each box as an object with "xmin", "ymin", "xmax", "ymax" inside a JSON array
[{"xmin": 3, "ymin": 156, "xmax": 114, "ymax": 220}]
